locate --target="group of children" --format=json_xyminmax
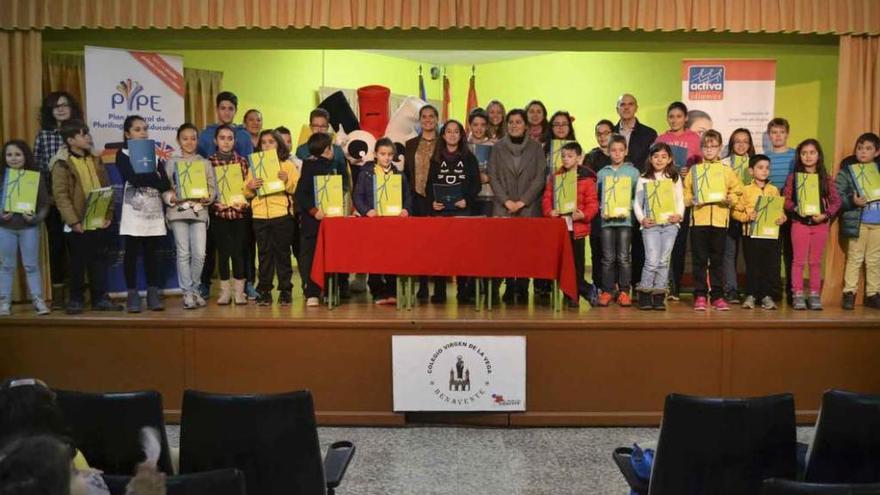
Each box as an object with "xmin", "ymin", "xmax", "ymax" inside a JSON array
[{"xmin": 1, "ymin": 90, "xmax": 878, "ymax": 315}]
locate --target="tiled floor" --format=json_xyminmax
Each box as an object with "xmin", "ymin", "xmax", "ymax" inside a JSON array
[{"xmin": 166, "ymin": 425, "xmax": 815, "ymax": 494}]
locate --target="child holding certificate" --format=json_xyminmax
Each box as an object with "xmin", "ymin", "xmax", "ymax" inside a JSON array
[
  {"xmin": 208, "ymin": 124, "xmax": 251, "ymax": 306},
  {"xmin": 682, "ymin": 130, "xmax": 743, "ymax": 311},
  {"xmin": 245, "ymin": 130, "xmax": 299, "ymax": 306},
  {"xmin": 732, "ymin": 155, "xmax": 786, "ymax": 310},
  {"xmin": 353, "ymin": 138, "xmax": 413, "ymax": 305},
  {"xmin": 541, "ymin": 141, "xmax": 599, "ymax": 307},
  {"xmin": 295, "ymin": 133, "xmax": 339, "ymax": 307},
  {"xmin": 836, "ymin": 132, "xmax": 880, "ymax": 310},
  {"xmin": 163, "ymin": 124, "xmax": 215, "ymax": 310},
  {"xmin": 783, "ymin": 139, "xmax": 841, "ymax": 310},
  {"xmin": 0, "ymin": 141, "xmax": 50, "ymax": 315},
  {"xmin": 115, "ymin": 115, "xmax": 172, "ymax": 313},
  {"xmin": 719, "ymin": 128, "xmax": 757, "ymax": 304},
  {"xmin": 51, "ymin": 120, "xmax": 122, "ymax": 314},
  {"xmin": 595, "ymin": 135, "xmax": 640, "ymax": 307},
  {"xmin": 633, "ymin": 142, "xmax": 684, "ymax": 311}
]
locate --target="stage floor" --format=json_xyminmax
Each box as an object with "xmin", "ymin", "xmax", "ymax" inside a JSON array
[{"xmin": 2, "ymin": 289, "xmax": 879, "ymax": 427}]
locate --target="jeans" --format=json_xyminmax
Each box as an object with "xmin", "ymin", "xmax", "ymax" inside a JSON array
[
  {"xmin": 299, "ymin": 233, "xmax": 320, "ymax": 298},
  {"xmin": 0, "ymin": 226, "xmax": 43, "ymax": 300},
  {"xmin": 637, "ymin": 224, "xmax": 679, "ymax": 293},
  {"xmin": 45, "ymin": 206, "xmax": 67, "ymax": 284},
  {"xmin": 791, "ymin": 221, "xmax": 829, "ymax": 294},
  {"xmin": 690, "ymin": 226, "xmax": 726, "ymax": 299},
  {"xmin": 589, "ymin": 216, "xmax": 602, "ymax": 285},
  {"xmin": 169, "ymin": 220, "xmax": 207, "ymax": 295},
  {"xmin": 722, "ymin": 221, "xmax": 742, "ymax": 293},
  {"xmin": 670, "ymin": 208, "xmax": 691, "ymax": 293},
  {"xmin": 600, "ymin": 226, "xmax": 632, "ymax": 293}
]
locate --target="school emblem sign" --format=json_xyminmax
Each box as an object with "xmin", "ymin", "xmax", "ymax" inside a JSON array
[{"xmin": 392, "ymin": 336, "xmax": 526, "ymax": 411}]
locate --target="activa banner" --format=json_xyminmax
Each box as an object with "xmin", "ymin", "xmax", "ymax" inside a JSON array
[
  {"xmin": 85, "ymin": 46, "xmax": 184, "ymax": 292},
  {"xmin": 392, "ymin": 335, "xmax": 526, "ymax": 412},
  {"xmin": 681, "ymin": 59, "xmax": 776, "ymax": 153}
]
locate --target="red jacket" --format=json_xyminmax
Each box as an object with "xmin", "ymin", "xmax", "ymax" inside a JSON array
[{"xmin": 541, "ymin": 167, "xmax": 599, "ymax": 239}]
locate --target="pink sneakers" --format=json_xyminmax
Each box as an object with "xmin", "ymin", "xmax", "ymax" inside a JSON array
[
  {"xmin": 712, "ymin": 298, "xmax": 730, "ymax": 311},
  {"xmin": 694, "ymin": 296, "xmax": 708, "ymax": 311}
]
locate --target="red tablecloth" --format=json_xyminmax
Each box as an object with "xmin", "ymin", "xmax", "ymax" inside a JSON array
[{"xmin": 311, "ymin": 217, "xmax": 578, "ymax": 299}]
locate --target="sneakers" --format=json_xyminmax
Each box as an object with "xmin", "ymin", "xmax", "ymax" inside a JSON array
[
  {"xmin": 742, "ymin": 295, "xmax": 756, "ymax": 309},
  {"xmin": 126, "ymin": 289, "xmax": 142, "ymax": 313},
  {"xmin": 183, "ymin": 292, "xmax": 198, "ymax": 310},
  {"xmin": 146, "ymin": 287, "xmax": 164, "ymax": 311},
  {"xmin": 585, "ymin": 284, "xmax": 599, "ymax": 306},
  {"xmin": 278, "ymin": 291, "xmax": 292, "ymax": 306},
  {"xmin": 193, "ymin": 293, "xmax": 207, "ymax": 308},
  {"xmin": 725, "ymin": 290, "xmax": 741, "ymax": 305},
  {"xmin": 637, "ymin": 291, "xmax": 653, "ymax": 310},
  {"xmin": 199, "ymin": 283, "xmax": 211, "ymax": 300},
  {"xmin": 667, "ymin": 291, "xmax": 681, "ymax": 302},
  {"xmin": 256, "ymin": 291, "xmax": 272, "ymax": 306},
  {"xmin": 32, "ymin": 296, "xmax": 50, "ymax": 315},
  {"xmin": 0, "ymin": 298, "xmax": 10, "ymax": 316},
  {"xmin": 245, "ymin": 282, "xmax": 258, "ymax": 300},
  {"xmin": 597, "ymin": 291, "xmax": 614, "ymax": 307},
  {"xmin": 761, "ymin": 296, "xmax": 777, "ymax": 310},
  {"xmin": 93, "ymin": 298, "xmax": 124, "ymax": 312},
  {"xmin": 375, "ymin": 296, "xmax": 396, "ymax": 306},
  {"xmin": 652, "ymin": 292, "xmax": 666, "ymax": 311},
  {"xmin": 866, "ymin": 293, "xmax": 880, "ymax": 310},
  {"xmin": 617, "ymin": 291, "xmax": 632, "ymax": 307},
  {"xmin": 808, "ymin": 292, "xmax": 823, "ymax": 311},
  {"xmin": 693, "ymin": 296, "xmax": 708, "ymax": 311},
  {"xmin": 792, "ymin": 292, "xmax": 807, "ymax": 310},
  {"xmin": 842, "ymin": 292, "xmax": 856, "ymax": 310},
  {"xmin": 65, "ymin": 299, "xmax": 85, "ymax": 315},
  {"xmin": 712, "ymin": 298, "xmax": 730, "ymax": 311},
  {"xmin": 306, "ymin": 296, "xmax": 320, "ymax": 307}
]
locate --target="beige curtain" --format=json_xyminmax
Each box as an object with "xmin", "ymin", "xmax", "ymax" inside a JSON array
[
  {"xmin": 43, "ymin": 53, "xmax": 85, "ymax": 104},
  {"xmin": 0, "ymin": 30, "xmax": 42, "ymax": 144},
  {"xmin": 2, "ymin": 0, "xmax": 878, "ymax": 34},
  {"xmin": 822, "ymin": 35, "xmax": 880, "ymax": 305},
  {"xmin": 184, "ymin": 68, "xmax": 223, "ymax": 131}
]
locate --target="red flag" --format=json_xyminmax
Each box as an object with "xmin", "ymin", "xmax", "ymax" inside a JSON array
[
  {"xmin": 465, "ymin": 71, "xmax": 478, "ymax": 130},
  {"xmin": 441, "ymin": 74, "xmax": 450, "ymax": 123}
]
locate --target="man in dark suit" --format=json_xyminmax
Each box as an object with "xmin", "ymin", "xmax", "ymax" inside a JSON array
[{"xmin": 612, "ymin": 93, "xmax": 657, "ymax": 292}]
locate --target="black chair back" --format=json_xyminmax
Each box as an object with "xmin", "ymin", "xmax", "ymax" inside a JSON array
[
  {"xmin": 54, "ymin": 389, "xmax": 173, "ymax": 475},
  {"xmin": 648, "ymin": 393, "xmax": 797, "ymax": 495},
  {"xmin": 179, "ymin": 389, "xmax": 325, "ymax": 495},
  {"xmin": 805, "ymin": 389, "xmax": 880, "ymax": 484},
  {"xmin": 763, "ymin": 478, "xmax": 880, "ymax": 494},
  {"xmin": 103, "ymin": 468, "xmax": 246, "ymax": 495}
]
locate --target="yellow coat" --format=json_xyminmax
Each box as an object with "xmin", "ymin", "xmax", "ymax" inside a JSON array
[
  {"xmin": 245, "ymin": 159, "xmax": 299, "ymax": 219},
  {"xmin": 682, "ymin": 160, "xmax": 743, "ymax": 228},
  {"xmin": 731, "ymin": 182, "xmax": 782, "ymax": 236}
]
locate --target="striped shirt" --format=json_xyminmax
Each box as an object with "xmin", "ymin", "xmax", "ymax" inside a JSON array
[{"xmin": 766, "ymin": 148, "xmax": 795, "ymax": 191}]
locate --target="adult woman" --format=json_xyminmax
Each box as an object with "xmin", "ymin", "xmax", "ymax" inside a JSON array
[
  {"xmin": 488, "ymin": 109, "xmax": 548, "ymax": 304},
  {"xmin": 486, "ymin": 100, "xmax": 507, "ymax": 141},
  {"xmin": 525, "ymin": 100, "xmax": 549, "ymax": 145},
  {"xmin": 33, "ymin": 91, "xmax": 83, "ymax": 309}
]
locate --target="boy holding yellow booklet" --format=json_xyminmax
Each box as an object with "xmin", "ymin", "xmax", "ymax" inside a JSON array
[
  {"xmin": 682, "ymin": 130, "xmax": 743, "ymax": 311},
  {"xmin": 732, "ymin": 155, "xmax": 786, "ymax": 310},
  {"xmin": 595, "ymin": 135, "xmax": 640, "ymax": 307}
]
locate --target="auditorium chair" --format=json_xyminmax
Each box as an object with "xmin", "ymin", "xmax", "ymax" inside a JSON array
[
  {"xmin": 763, "ymin": 479, "xmax": 880, "ymax": 494},
  {"xmin": 102, "ymin": 468, "xmax": 246, "ymax": 495},
  {"xmin": 804, "ymin": 389, "xmax": 880, "ymax": 484},
  {"xmin": 54, "ymin": 389, "xmax": 174, "ymax": 475},
  {"xmin": 179, "ymin": 389, "xmax": 355, "ymax": 495},
  {"xmin": 631, "ymin": 393, "xmax": 797, "ymax": 495}
]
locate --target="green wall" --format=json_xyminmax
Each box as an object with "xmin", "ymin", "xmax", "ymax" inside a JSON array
[{"xmin": 177, "ymin": 44, "xmax": 836, "ymax": 151}]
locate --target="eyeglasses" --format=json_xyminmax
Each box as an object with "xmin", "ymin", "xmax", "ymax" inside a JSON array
[
  {"xmin": 702, "ymin": 144, "xmax": 721, "ymax": 149},
  {"xmin": 54, "ymin": 103, "xmax": 70, "ymax": 109},
  {"xmin": 596, "ymin": 131, "xmax": 612, "ymax": 137}
]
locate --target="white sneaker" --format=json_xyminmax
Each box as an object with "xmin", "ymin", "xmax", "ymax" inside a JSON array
[
  {"xmin": 0, "ymin": 299, "xmax": 10, "ymax": 316},
  {"xmin": 32, "ymin": 296, "xmax": 50, "ymax": 315},
  {"xmin": 306, "ymin": 297, "xmax": 320, "ymax": 307},
  {"xmin": 742, "ymin": 295, "xmax": 756, "ymax": 309},
  {"xmin": 761, "ymin": 296, "xmax": 778, "ymax": 310},
  {"xmin": 182, "ymin": 292, "xmax": 197, "ymax": 310}
]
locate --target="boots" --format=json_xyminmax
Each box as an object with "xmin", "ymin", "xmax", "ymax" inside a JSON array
[
  {"xmin": 233, "ymin": 279, "xmax": 248, "ymax": 305},
  {"xmin": 652, "ymin": 292, "xmax": 667, "ymax": 311},
  {"xmin": 146, "ymin": 286, "xmax": 164, "ymax": 311},
  {"xmin": 637, "ymin": 290, "xmax": 653, "ymax": 310},
  {"xmin": 51, "ymin": 284, "xmax": 66, "ymax": 310},
  {"xmin": 217, "ymin": 279, "xmax": 232, "ymax": 305}
]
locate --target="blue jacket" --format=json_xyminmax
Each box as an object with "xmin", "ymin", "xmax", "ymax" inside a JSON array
[
  {"xmin": 197, "ymin": 123, "xmax": 254, "ymax": 158},
  {"xmin": 353, "ymin": 163, "xmax": 413, "ymax": 216}
]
